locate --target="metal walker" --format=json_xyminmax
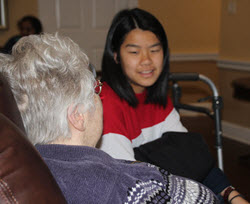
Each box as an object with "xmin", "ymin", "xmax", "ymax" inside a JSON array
[{"xmin": 169, "ymin": 73, "xmax": 224, "ymax": 171}]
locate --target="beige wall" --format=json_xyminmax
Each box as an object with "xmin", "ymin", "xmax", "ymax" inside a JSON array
[
  {"xmin": 220, "ymin": 0, "xmax": 250, "ymax": 61},
  {"xmin": 138, "ymin": 0, "xmax": 221, "ymax": 54},
  {"xmin": 0, "ymin": 0, "xmax": 38, "ymax": 46},
  {"xmin": 219, "ymin": 0, "xmax": 250, "ymax": 128}
]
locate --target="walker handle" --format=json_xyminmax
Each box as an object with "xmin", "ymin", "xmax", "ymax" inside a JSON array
[{"xmin": 169, "ymin": 73, "xmax": 199, "ymax": 81}]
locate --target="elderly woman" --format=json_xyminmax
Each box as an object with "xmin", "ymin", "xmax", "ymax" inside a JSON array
[{"xmin": 0, "ymin": 33, "xmax": 221, "ymax": 203}]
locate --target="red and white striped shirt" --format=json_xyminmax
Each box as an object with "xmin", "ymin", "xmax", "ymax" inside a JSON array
[{"xmin": 99, "ymin": 82, "xmax": 187, "ymax": 161}]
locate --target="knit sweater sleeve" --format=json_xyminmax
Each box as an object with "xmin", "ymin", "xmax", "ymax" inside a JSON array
[{"xmin": 107, "ymin": 161, "xmax": 219, "ymax": 204}]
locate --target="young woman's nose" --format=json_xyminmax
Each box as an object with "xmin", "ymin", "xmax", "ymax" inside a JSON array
[{"xmin": 140, "ymin": 50, "xmax": 152, "ymax": 66}]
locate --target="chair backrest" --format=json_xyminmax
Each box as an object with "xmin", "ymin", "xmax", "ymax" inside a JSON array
[
  {"xmin": 0, "ymin": 74, "xmax": 67, "ymax": 204},
  {"xmin": 0, "ymin": 74, "xmax": 25, "ymax": 133}
]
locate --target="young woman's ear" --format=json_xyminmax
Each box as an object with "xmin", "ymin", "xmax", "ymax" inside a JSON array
[
  {"xmin": 113, "ymin": 52, "xmax": 119, "ymax": 64},
  {"xmin": 67, "ymin": 104, "xmax": 85, "ymax": 132}
]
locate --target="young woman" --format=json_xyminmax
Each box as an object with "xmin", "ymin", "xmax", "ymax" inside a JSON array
[
  {"xmin": 99, "ymin": 8, "xmax": 249, "ymax": 204},
  {"xmin": 100, "ymin": 8, "xmax": 186, "ymax": 161}
]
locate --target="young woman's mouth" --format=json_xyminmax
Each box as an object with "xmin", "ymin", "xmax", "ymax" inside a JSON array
[{"xmin": 139, "ymin": 69, "xmax": 154, "ymax": 77}]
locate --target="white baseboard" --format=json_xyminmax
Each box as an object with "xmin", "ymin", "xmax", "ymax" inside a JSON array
[
  {"xmin": 170, "ymin": 53, "xmax": 218, "ymax": 61},
  {"xmin": 180, "ymin": 104, "xmax": 250, "ymax": 145},
  {"xmin": 222, "ymin": 121, "xmax": 250, "ymax": 145},
  {"xmin": 217, "ymin": 59, "xmax": 250, "ymax": 72}
]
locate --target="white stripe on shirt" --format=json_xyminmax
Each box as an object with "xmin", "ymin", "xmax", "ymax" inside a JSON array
[{"xmin": 99, "ymin": 109, "xmax": 187, "ymax": 161}]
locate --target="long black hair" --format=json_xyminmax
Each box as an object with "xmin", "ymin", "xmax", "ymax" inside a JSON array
[{"xmin": 101, "ymin": 8, "xmax": 170, "ymax": 108}]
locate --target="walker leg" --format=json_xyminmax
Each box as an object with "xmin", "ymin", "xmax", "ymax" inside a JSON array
[{"xmin": 217, "ymin": 147, "xmax": 224, "ymax": 171}]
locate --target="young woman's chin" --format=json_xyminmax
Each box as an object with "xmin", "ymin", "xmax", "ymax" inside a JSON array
[{"xmin": 130, "ymin": 80, "xmax": 157, "ymax": 93}]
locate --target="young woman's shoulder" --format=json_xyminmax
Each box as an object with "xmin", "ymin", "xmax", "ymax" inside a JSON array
[
  {"xmin": 100, "ymin": 82, "xmax": 129, "ymax": 108},
  {"xmin": 101, "ymin": 82, "xmax": 119, "ymax": 98},
  {"xmin": 100, "ymin": 82, "xmax": 133, "ymax": 138}
]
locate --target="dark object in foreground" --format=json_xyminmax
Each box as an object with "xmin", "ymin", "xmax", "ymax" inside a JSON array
[{"xmin": 134, "ymin": 131, "xmax": 215, "ymax": 182}]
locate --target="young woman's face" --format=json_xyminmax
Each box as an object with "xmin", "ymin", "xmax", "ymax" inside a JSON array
[{"xmin": 116, "ymin": 29, "xmax": 164, "ymax": 94}]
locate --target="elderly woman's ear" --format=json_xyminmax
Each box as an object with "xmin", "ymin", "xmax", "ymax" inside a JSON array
[
  {"xmin": 18, "ymin": 94, "xmax": 29, "ymax": 111},
  {"xmin": 67, "ymin": 104, "xmax": 85, "ymax": 132}
]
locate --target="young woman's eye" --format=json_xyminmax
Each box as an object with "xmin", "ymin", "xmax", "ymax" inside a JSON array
[
  {"xmin": 151, "ymin": 49, "xmax": 160, "ymax": 53},
  {"xmin": 129, "ymin": 51, "xmax": 138, "ymax": 54}
]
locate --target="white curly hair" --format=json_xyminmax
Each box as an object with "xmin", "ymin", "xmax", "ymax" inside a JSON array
[{"xmin": 0, "ymin": 33, "xmax": 95, "ymax": 144}]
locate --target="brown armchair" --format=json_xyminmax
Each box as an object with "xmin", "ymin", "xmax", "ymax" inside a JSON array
[{"xmin": 0, "ymin": 74, "xmax": 67, "ymax": 203}]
